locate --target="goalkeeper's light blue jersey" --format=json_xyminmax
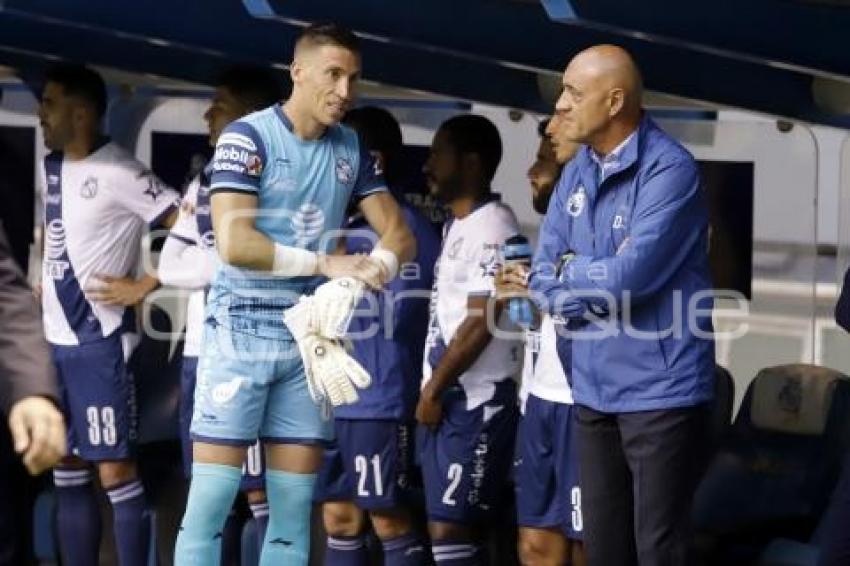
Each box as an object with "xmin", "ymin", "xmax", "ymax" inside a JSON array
[{"xmin": 207, "ymin": 104, "xmax": 386, "ymax": 300}]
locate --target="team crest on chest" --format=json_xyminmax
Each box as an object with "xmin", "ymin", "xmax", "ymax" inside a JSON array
[
  {"xmin": 335, "ymin": 157, "xmax": 354, "ymax": 186},
  {"xmin": 567, "ymin": 185, "xmax": 586, "ymax": 217},
  {"xmin": 80, "ymin": 176, "xmax": 98, "ymax": 199}
]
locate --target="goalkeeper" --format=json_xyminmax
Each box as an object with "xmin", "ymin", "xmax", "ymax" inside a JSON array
[{"xmin": 174, "ymin": 23, "xmax": 415, "ymax": 566}]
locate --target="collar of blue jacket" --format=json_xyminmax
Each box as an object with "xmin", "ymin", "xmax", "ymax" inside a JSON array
[
  {"xmin": 589, "ymin": 128, "xmax": 638, "ymax": 180},
  {"xmin": 578, "ymin": 113, "xmax": 649, "ymax": 183}
]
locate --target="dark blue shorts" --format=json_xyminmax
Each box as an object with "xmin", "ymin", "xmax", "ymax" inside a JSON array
[
  {"xmin": 315, "ymin": 419, "xmax": 415, "ymax": 510},
  {"xmin": 180, "ymin": 355, "xmax": 265, "ymax": 491},
  {"xmin": 515, "ymin": 394, "xmax": 583, "ymax": 540},
  {"xmin": 418, "ymin": 382, "xmax": 519, "ymax": 524},
  {"xmin": 52, "ymin": 332, "xmax": 136, "ymax": 461}
]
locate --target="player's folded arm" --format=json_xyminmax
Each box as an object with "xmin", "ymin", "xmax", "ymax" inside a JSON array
[{"xmin": 561, "ymin": 159, "xmax": 703, "ymax": 308}]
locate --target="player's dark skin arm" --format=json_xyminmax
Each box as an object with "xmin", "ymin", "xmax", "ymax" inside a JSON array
[{"xmin": 416, "ymin": 295, "xmax": 504, "ymax": 427}]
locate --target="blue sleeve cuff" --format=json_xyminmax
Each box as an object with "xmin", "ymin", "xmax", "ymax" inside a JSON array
[
  {"xmin": 352, "ymin": 136, "xmax": 388, "ymax": 198},
  {"xmin": 208, "ymin": 182, "xmax": 259, "ymax": 195},
  {"xmin": 168, "ymin": 233, "xmax": 197, "ymax": 246},
  {"xmin": 352, "ymin": 184, "xmax": 388, "ymax": 203}
]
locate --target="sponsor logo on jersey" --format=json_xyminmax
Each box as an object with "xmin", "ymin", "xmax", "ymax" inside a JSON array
[
  {"xmin": 212, "ymin": 161, "xmax": 246, "ymax": 174},
  {"xmin": 44, "ymin": 219, "xmax": 70, "ymax": 279},
  {"xmin": 80, "ymin": 176, "xmax": 98, "ymax": 199},
  {"xmin": 44, "ymin": 260, "xmax": 70, "ymax": 280},
  {"xmin": 218, "ymin": 132, "xmax": 257, "ymax": 152},
  {"xmin": 567, "ymin": 186, "xmax": 586, "ymax": 217},
  {"xmin": 335, "ymin": 157, "xmax": 354, "ymax": 186},
  {"xmin": 397, "ymin": 424, "xmax": 411, "ymax": 488},
  {"xmin": 468, "ymin": 431, "xmax": 489, "ymax": 506},
  {"xmin": 246, "ymin": 154, "xmax": 263, "ymax": 177},
  {"xmin": 213, "ymin": 145, "xmax": 261, "ymax": 177},
  {"xmin": 45, "ymin": 219, "xmax": 66, "ymax": 260}
]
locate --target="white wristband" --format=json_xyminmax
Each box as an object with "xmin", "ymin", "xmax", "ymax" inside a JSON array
[
  {"xmin": 370, "ymin": 246, "xmax": 399, "ymax": 282},
  {"xmin": 272, "ymin": 243, "xmax": 319, "ymax": 277}
]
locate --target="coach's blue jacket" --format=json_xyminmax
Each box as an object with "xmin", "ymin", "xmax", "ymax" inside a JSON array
[{"xmin": 529, "ymin": 115, "xmax": 715, "ymax": 413}]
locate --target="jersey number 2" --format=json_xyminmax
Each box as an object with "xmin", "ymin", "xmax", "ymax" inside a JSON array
[{"xmin": 442, "ymin": 463, "xmax": 463, "ymax": 506}]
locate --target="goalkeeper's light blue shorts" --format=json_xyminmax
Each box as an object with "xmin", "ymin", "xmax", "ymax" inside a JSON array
[{"xmin": 190, "ymin": 293, "xmax": 334, "ymax": 447}]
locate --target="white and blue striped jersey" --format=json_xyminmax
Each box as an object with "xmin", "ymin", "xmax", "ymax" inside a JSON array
[
  {"xmin": 159, "ymin": 167, "xmax": 216, "ymax": 357},
  {"xmin": 422, "ymin": 198, "xmax": 524, "ymax": 409},
  {"xmin": 40, "ymin": 140, "xmax": 179, "ymax": 346}
]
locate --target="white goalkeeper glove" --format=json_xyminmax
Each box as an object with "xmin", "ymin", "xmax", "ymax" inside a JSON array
[
  {"xmin": 283, "ymin": 299, "xmax": 371, "ymax": 408},
  {"xmin": 308, "ymin": 276, "xmax": 366, "ymax": 339}
]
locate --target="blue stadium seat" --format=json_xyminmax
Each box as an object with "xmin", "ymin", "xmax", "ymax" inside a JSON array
[{"xmin": 692, "ymin": 364, "xmax": 850, "ymax": 563}]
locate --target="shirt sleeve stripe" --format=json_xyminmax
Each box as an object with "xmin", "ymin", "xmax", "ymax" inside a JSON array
[
  {"xmin": 167, "ymin": 233, "xmax": 197, "ymax": 246},
  {"xmin": 351, "ymin": 185, "xmax": 389, "ymax": 202},
  {"xmin": 209, "ymin": 184, "xmax": 259, "ymax": 195},
  {"xmin": 148, "ymin": 203, "xmax": 178, "ymax": 228}
]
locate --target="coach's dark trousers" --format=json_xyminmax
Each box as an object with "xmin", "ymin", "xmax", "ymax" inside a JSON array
[
  {"xmin": 576, "ymin": 404, "xmax": 710, "ymax": 566},
  {"xmin": 818, "ymin": 453, "xmax": 850, "ymax": 565}
]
